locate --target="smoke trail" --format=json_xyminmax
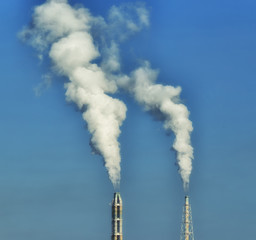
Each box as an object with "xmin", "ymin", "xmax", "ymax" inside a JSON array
[
  {"xmin": 19, "ymin": 0, "xmax": 148, "ymax": 188},
  {"xmin": 133, "ymin": 64, "xmax": 193, "ymax": 190},
  {"xmin": 21, "ymin": 0, "xmax": 193, "ymax": 189},
  {"xmin": 117, "ymin": 62, "xmax": 193, "ymax": 190}
]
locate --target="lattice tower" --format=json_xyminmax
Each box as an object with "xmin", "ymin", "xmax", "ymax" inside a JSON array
[{"xmin": 180, "ymin": 196, "xmax": 195, "ymax": 240}]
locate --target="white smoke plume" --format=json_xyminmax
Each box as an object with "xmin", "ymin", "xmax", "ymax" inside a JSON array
[
  {"xmin": 21, "ymin": 0, "xmax": 193, "ymax": 190},
  {"xmin": 19, "ymin": 0, "xmax": 148, "ymax": 188},
  {"xmin": 117, "ymin": 62, "xmax": 193, "ymax": 190}
]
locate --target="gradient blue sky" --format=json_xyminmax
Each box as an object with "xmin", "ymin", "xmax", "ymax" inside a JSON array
[{"xmin": 0, "ymin": 0, "xmax": 256, "ymax": 239}]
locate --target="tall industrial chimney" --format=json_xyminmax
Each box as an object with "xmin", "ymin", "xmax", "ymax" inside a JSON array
[
  {"xmin": 180, "ymin": 195, "xmax": 195, "ymax": 240},
  {"xmin": 112, "ymin": 192, "xmax": 123, "ymax": 240}
]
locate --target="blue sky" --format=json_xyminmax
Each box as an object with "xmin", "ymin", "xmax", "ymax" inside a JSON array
[{"xmin": 0, "ymin": 0, "xmax": 256, "ymax": 239}]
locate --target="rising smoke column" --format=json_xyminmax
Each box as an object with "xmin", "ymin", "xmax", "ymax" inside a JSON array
[
  {"xmin": 21, "ymin": 0, "xmax": 193, "ymax": 190},
  {"xmin": 20, "ymin": 0, "xmax": 124, "ymax": 188},
  {"xmin": 133, "ymin": 64, "xmax": 193, "ymax": 190},
  {"xmin": 118, "ymin": 62, "xmax": 194, "ymax": 190},
  {"xmin": 20, "ymin": 0, "xmax": 149, "ymax": 188}
]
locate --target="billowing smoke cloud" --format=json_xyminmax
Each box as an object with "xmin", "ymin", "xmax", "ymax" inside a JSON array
[
  {"xmin": 118, "ymin": 63, "xmax": 193, "ymax": 189},
  {"xmin": 21, "ymin": 0, "xmax": 193, "ymax": 190},
  {"xmin": 19, "ymin": 0, "xmax": 148, "ymax": 188}
]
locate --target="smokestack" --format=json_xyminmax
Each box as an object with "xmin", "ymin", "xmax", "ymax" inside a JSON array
[
  {"xmin": 180, "ymin": 195, "xmax": 195, "ymax": 240},
  {"xmin": 111, "ymin": 192, "xmax": 123, "ymax": 240}
]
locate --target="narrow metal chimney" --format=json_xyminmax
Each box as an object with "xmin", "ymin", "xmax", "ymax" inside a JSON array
[{"xmin": 112, "ymin": 192, "xmax": 123, "ymax": 240}]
